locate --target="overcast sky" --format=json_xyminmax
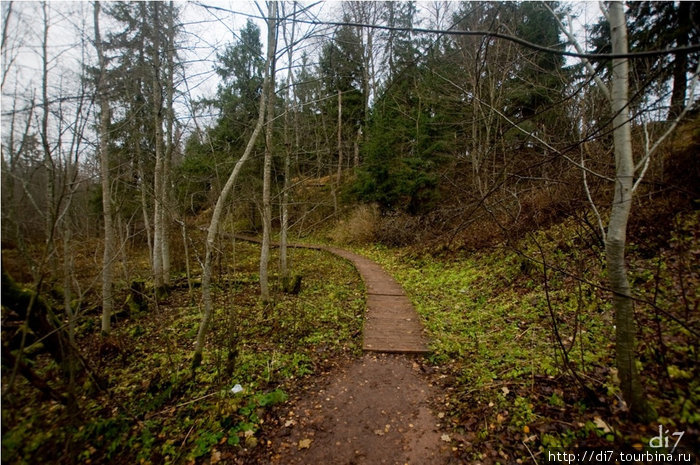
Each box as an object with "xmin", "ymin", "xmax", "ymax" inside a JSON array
[{"xmin": 1, "ymin": 1, "xmax": 603, "ymax": 152}]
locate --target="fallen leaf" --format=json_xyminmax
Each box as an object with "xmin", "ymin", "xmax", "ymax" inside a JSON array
[
  {"xmin": 210, "ymin": 450, "xmax": 222, "ymax": 464},
  {"xmin": 438, "ymin": 412, "xmax": 445, "ymax": 419},
  {"xmin": 593, "ymin": 417, "xmax": 611, "ymax": 433},
  {"xmin": 441, "ymin": 434, "xmax": 451, "ymax": 442},
  {"xmin": 501, "ymin": 386, "xmax": 510, "ymax": 395},
  {"xmin": 298, "ymin": 438, "xmax": 312, "ymax": 450}
]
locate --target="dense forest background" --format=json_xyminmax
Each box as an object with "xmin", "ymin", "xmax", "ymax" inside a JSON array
[{"xmin": 2, "ymin": 1, "xmax": 699, "ymax": 463}]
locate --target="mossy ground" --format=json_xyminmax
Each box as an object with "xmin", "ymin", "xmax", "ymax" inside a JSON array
[
  {"xmin": 356, "ymin": 211, "xmax": 699, "ymax": 463},
  {"xmin": 1, "ymin": 240, "xmax": 364, "ymax": 464}
]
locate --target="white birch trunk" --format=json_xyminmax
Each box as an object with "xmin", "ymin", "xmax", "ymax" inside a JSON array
[
  {"xmin": 161, "ymin": 1, "xmax": 176, "ymax": 287},
  {"xmin": 151, "ymin": 2, "xmax": 165, "ymax": 291},
  {"xmin": 606, "ymin": 1, "xmax": 655, "ymax": 421},
  {"xmin": 94, "ymin": 2, "xmax": 114, "ymax": 335},
  {"xmin": 192, "ymin": 3, "xmax": 277, "ymax": 369},
  {"xmin": 259, "ymin": 1, "xmax": 277, "ymax": 302}
]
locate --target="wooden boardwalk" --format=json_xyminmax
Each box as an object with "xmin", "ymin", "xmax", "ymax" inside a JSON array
[
  {"xmin": 323, "ymin": 247, "xmax": 428, "ymax": 354},
  {"xmin": 231, "ymin": 235, "xmax": 429, "ymax": 354}
]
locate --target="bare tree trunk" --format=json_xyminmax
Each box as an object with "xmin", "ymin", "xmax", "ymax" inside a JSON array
[
  {"xmin": 606, "ymin": 1, "xmax": 656, "ymax": 422},
  {"xmin": 259, "ymin": 1, "xmax": 278, "ymax": 302},
  {"xmin": 62, "ymin": 229, "xmax": 76, "ymax": 396},
  {"xmin": 668, "ymin": 2, "xmax": 690, "ymax": 120},
  {"xmin": 354, "ymin": 128, "xmax": 360, "ymax": 168},
  {"xmin": 192, "ymin": 3, "xmax": 277, "ymax": 370},
  {"xmin": 336, "ymin": 89, "xmax": 343, "ymax": 183},
  {"xmin": 135, "ymin": 3, "xmax": 153, "ymax": 270},
  {"xmin": 161, "ymin": 0, "xmax": 176, "ymax": 287},
  {"xmin": 1, "ymin": 1, "xmax": 14, "ymax": 92},
  {"xmin": 179, "ymin": 220, "xmax": 193, "ymax": 303},
  {"xmin": 137, "ymin": 151, "xmax": 153, "ymax": 267},
  {"xmin": 151, "ymin": 1, "xmax": 165, "ymax": 293},
  {"xmin": 280, "ymin": 1, "xmax": 297, "ymax": 282},
  {"xmin": 40, "ymin": 2, "xmax": 56, "ymax": 273},
  {"xmin": 94, "ymin": 1, "xmax": 114, "ymax": 335}
]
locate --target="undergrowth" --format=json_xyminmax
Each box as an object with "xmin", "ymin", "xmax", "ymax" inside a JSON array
[
  {"xmin": 1, "ymin": 240, "xmax": 364, "ymax": 464},
  {"xmin": 356, "ymin": 211, "xmax": 699, "ymax": 463}
]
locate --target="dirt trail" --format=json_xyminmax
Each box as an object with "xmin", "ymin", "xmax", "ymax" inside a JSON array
[
  {"xmin": 231, "ymin": 235, "xmax": 429, "ymax": 353},
  {"xmin": 258, "ymin": 354, "xmax": 453, "ymax": 465},
  {"xmin": 229, "ymin": 238, "xmax": 454, "ymax": 465}
]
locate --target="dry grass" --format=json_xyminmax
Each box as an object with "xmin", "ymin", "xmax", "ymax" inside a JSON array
[{"xmin": 328, "ymin": 204, "xmax": 379, "ymax": 245}]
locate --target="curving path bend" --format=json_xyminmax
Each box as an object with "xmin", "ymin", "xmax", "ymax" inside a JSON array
[
  {"xmin": 323, "ymin": 246, "xmax": 428, "ymax": 354},
  {"xmin": 232, "ymin": 236, "xmax": 452, "ymax": 465},
  {"xmin": 233, "ymin": 235, "xmax": 429, "ymax": 354}
]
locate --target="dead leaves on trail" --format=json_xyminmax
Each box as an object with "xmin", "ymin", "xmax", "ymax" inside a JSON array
[{"xmin": 297, "ymin": 438, "xmax": 312, "ymax": 450}]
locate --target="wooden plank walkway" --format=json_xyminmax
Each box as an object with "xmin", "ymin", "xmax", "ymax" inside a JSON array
[
  {"xmin": 323, "ymin": 247, "xmax": 428, "ymax": 354},
  {"xmin": 230, "ymin": 235, "xmax": 429, "ymax": 354}
]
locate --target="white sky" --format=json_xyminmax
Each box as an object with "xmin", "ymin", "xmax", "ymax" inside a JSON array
[{"xmin": 1, "ymin": 1, "xmax": 604, "ymax": 153}]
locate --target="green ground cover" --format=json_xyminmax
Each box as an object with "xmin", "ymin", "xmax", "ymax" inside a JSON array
[
  {"xmin": 2, "ymin": 241, "xmax": 365, "ymax": 464},
  {"xmin": 356, "ymin": 212, "xmax": 699, "ymax": 461}
]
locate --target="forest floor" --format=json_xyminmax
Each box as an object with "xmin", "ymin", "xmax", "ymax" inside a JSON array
[{"xmin": 2, "ymin": 212, "xmax": 698, "ymax": 464}]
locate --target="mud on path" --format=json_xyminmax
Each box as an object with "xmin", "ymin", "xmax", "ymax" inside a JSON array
[{"xmin": 255, "ymin": 353, "xmax": 454, "ymax": 465}]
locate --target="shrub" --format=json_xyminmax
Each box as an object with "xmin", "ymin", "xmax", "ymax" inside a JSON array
[{"xmin": 328, "ymin": 204, "xmax": 378, "ymax": 244}]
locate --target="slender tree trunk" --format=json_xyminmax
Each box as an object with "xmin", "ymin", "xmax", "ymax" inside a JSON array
[
  {"xmin": 40, "ymin": 2, "xmax": 56, "ymax": 272},
  {"xmin": 94, "ymin": 1, "xmax": 114, "ymax": 335},
  {"xmin": 280, "ymin": 1, "xmax": 297, "ymax": 281},
  {"xmin": 259, "ymin": 1, "xmax": 278, "ymax": 302},
  {"xmin": 137, "ymin": 151, "xmax": 153, "ymax": 268},
  {"xmin": 668, "ymin": 2, "xmax": 690, "ymax": 120},
  {"xmin": 192, "ymin": 3, "xmax": 277, "ymax": 370},
  {"xmin": 62, "ymin": 228, "xmax": 75, "ymax": 396},
  {"xmin": 179, "ymin": 220, "xmax": 193, "ymax": 303},
  {"xmin": 161, "ymin": 0, "xmax": 176, "ymax": 287},
  {"xmin": 135, "ymin": 4, "xmax": 153, "ymax": 269},
  {"xmin": 607, "ymin": 1, "xmax": 656, "ymax": 422},
  {"xmin": 151, "ymin": 2, "xmax": 165, "ymax": 293},
  {"xmin": 354, "ymin": 128, "xmax": 360, "ymax": 168},
  {"xmin": 336, "ymin": 89, "xmax": 343, "ymax": 183}
]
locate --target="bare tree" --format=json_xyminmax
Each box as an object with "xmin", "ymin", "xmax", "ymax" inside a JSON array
[
  {"xmin": 39, "ymin": 2, "xmax": 56, "ymax": 263},
  {"xmin": 259, "ymin": 1, "xmax": 278, "ymax": 302},
  {"xmin": 279, "ymin": 1, "xmax": 297, "ymax": 282},
  {"xmin": 94, "ymin": 1, "xmax": 115, "ymax": 335},
  {"xmin": 151, "ymin": 1, "xmax": 166, "ymax": 293},
  {"xmin": 192, "ymin": 1, "xmax": 278, "ymax": 370},
  {"xmin": 161, "ymin": 0, "xmax": 177, "ymax": 288},
  {"xmin": 606, "ymin": 0, "xmax": 656, "ymax": 421}
]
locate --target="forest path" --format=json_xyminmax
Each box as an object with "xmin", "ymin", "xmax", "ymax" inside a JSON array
[
  {"xmin": 256, "ymin": 353, "xmax": 454, "ymax": 465},
  {"xmin": 232, "ymin": 235, "xmax": 429, "ymax": 353},
  {"xmin": 231, "ymin": 236, "xmax": 453, "ymax": 464}
]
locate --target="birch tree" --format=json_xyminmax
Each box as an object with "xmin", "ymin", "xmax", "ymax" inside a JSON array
[
  {"xmin": 94, "ymin": 1, "xmax": 115, "ymax": 335},
  {"xmin": 151, "ymin": 1, "xmax": 166, "ymax": 293},
  {"xmin": 279, "ymin": 1, "xmax": 297, "ymax": 282},
  {"xmin": 606, "ymin": 0, "xmax": 655, "ymax": 421},
  {"xmin": 192, "ymin": 2, "xmax": 277, "ymax": 370},
  {"xmin": 259, "ymin": 1, "xmax": 278, "ymax": 302}
]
